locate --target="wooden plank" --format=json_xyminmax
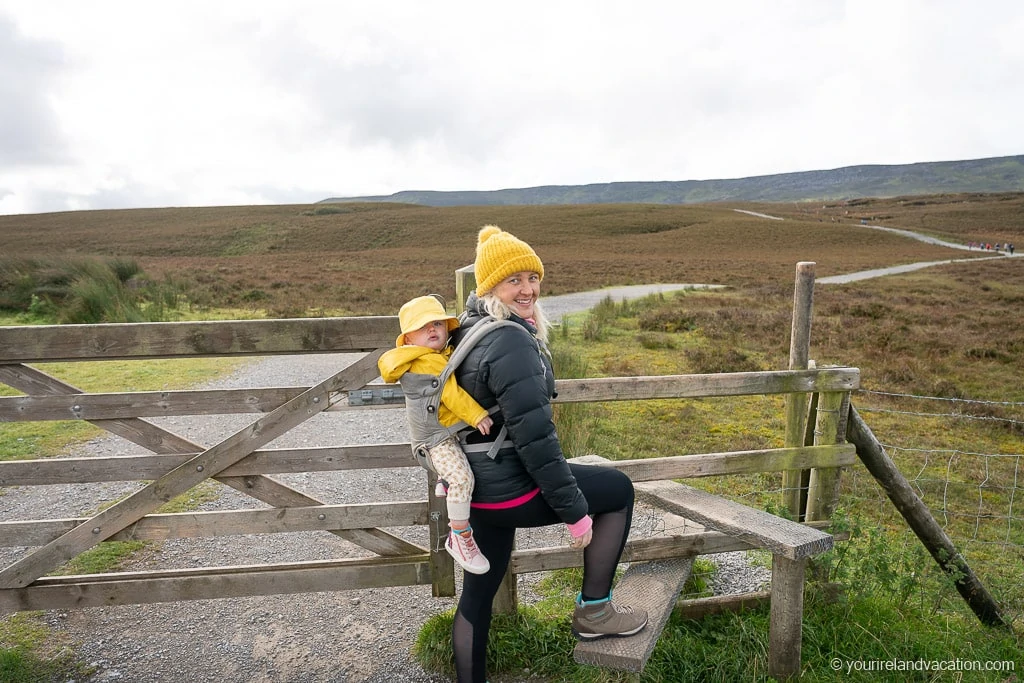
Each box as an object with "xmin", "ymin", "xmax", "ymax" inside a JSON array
[
  {"xmin": 0, "ymin": 363, "xmax": 422, "ymax": 558},
  {"xmin": 635, "ymin": 480, "xmax": 833, "ymax": 560},
  {"xmin": 573, "ymin": 558, "xmax": 693, "ymax": 672},
  {"xmin": 1, "ymin": 368, "xmax": 860, "ymax": 422},
  {"xmin": 0, "ymin": 350, "xmax": 385, "ymax": 589},
  {"xmin": 782, "ymin": 262, "xmax": 816, "ymax": 519},
  {"xmin": 768, "ymin": 555, "xmax": 805, "ymax": 680},
  {"xmin": 551, "ymin": 367, "xmax": 858, "ymax": 403},
  {"xmin": 0, "ymin": 317, "xmax": 398, "ymax": 362},
  {"xmin": 0, "ymin": 387, "xmax": 308, "ymax": 421},
  {"xmin": 676, "ymin": 591, "xmax": 771, "ymax": 619},
  {"xmin": 0, "ymin": 364, "xmax": 200, "ymax": 454},
  {"xmin": 586, "ymin": 445, "xmax": 855, "ymax": 483},
  {"xmin": 0, "ymin": 387, "xmax": 407, "ymax": 422},
  {"xmin": 0, "ymin": 444, "xmax": 853, "ymax": 487},
  {"xmin": 213, "ymin": 473, "xmax": 424, "ymax": 558},
  {"xmin": 805, "ymin": 390, "xmax": 846, "ymax": 521},
  {"xmin": 847, "ymin": 404, "xmax": 1006, "ymax": 627},
  {"xmin": 511, "ymin": 521, "xmax": 836, "ymax": 575},
  {"xmin": 426, "ymin": 471, "xmax": 456, "ymax": 598},
  {"xmin": 0, "ymin": 502, "xmax": 429, "ymax": 546},
  {"xmin": 0, "ymin": 444, "xmax": 416, "ymax": 486},
  {"xmin": 0, "ymin": 555, "xmax": 431, "ymax": 613}
]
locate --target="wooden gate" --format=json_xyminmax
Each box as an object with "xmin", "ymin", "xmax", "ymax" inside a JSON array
[{"xmin": 0, "ymin": 268, "xmax": 860, "ymax": 678}]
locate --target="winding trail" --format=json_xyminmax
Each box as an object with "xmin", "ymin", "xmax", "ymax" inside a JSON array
[{"xmin": 733, "ymin": 209, "xmax": 1018, "ymax": 285}]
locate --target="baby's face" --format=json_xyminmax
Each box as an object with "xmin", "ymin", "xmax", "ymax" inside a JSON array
[{"xmin": 405, "ymin": 319, "xmax": 448, "ymax": 351}]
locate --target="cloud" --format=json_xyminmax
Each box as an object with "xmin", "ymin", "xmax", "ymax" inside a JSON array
[
  {"xmin": 0, "ymin": 0, "xmax": 1022, "ymax": 215},
  {"xmin": 0, "ymin": 14, "xmax": 69, "ymax": 166}
]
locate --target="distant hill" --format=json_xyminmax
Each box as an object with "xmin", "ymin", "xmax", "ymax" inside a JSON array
[{"xmin": 320, "ymin": 154, "xmax": 1024, "ymax": 206}]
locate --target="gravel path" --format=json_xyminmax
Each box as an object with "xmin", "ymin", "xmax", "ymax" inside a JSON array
[{"xmin": 0, "ymin": 285, "xmax": 769, "ymax": 683}]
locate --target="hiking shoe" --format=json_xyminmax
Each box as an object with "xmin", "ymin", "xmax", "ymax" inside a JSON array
[
  {"xmin": 572, "ymin": 596, "xmax": 648, "ymax": 640},
  {"xmin": 446, "ymin": 529, "xmax": 490, "ymax": 575},
  {"xmin": 434, "ymin": 481, "xmax": 447, "ymax": 498}
]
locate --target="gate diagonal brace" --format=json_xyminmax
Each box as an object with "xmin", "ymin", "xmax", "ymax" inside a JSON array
[
  {"xmin": 0, "ymin": 351, "xmax": 392, "ymax": 589},
  {"xmin": 0, "ymin": 362, "xmax": 422, "ymax": 559}
]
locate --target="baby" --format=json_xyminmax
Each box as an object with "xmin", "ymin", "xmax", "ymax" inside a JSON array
[{"xmin": 377, "ymin": 295, "xmax": 492, "ymax": 574}]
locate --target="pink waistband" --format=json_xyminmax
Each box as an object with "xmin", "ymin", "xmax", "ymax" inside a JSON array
[{"xmin": 471, "ymin": 487, "xmax": 540, "ymax": 510}]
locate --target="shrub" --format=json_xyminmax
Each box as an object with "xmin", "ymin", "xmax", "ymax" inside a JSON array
[{"xmin": 685, "ymin": 346, "xmax": 763, "ymax": 374}]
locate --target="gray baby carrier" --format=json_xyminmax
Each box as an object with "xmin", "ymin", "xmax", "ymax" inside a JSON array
[{"xmin": 398, "ymin": 315, "xmax": 518, "ymax": 472}]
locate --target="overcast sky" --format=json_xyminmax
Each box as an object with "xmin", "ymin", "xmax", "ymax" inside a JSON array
[{"xmin": 1, "ymin": 1, "xmax": 1022, "ymax": 216}]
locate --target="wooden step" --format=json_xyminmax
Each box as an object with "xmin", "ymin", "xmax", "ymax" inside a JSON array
[
  {"xmin": 635, "ymin": 480, "xmax": 833, "ymax": 559},
  {"xmin": 573, "ymin": 557, "xmax": 693, "ymax": 672}
]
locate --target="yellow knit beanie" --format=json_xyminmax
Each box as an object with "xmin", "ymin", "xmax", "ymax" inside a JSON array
[{"xmin": 473, "ymin": 225, "xmax": 545, "ymax": 296}]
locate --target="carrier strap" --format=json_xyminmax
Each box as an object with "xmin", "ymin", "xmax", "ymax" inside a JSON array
[{"xmin": 436, "ymin": 316, "xmax": 520, "ymax": 459}]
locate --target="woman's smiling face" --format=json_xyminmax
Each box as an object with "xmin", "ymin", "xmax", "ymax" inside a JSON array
[{"xmin": 493, "ymin": 270, "xmax": 541, "ymax": 320}]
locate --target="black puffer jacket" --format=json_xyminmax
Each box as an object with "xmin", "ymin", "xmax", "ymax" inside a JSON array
[{"xmin": 452, "ymin": 294, "xmax": 588, "ymax": 524}]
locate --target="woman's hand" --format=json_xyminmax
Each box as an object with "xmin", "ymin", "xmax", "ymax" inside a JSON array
[
  {"xmin": 569, "ymin": 528, "xmax": 592, "ymax": 550},
  {"xmin": 476, "ymin": 416, "xmax": 493, "ymax": 435}
]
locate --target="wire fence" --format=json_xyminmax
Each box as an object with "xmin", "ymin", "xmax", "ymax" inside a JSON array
[
  {"xmin": 631, "ymin": 386, "xmax": 1023, "ymax": 611},
  {"xmin": 853, "ymin": 388, "xmax": 1023, "ymax": 550}
]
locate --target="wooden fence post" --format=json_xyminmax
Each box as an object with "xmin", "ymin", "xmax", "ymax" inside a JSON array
[
  {"xmin": 782, "ymin": 262, "xmax": 815, "ymax": 520},
  {"xmin": 846, "ymin": 405, "xmax": 1006, "ymax": 627},
  {"xmin": 804, "ymin": 390, "xmax": 845, "ymax": 521},
  {"xmin": 427, "ymin": 469, "xmax": 456, "ymax": 597},
  {"xmin": 455, "ymin": 264, "xmax": 519, "ymax": 615}
]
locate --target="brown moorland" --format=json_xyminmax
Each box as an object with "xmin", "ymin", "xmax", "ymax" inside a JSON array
[{"xmin": 3, "ymin": 194, "xmax": 1021, "ymax": 316}]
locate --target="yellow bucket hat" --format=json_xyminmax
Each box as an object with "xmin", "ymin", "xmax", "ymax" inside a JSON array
[{"xmin": 397, "ymin": 295, "xmax": 459, "ymax": 347}]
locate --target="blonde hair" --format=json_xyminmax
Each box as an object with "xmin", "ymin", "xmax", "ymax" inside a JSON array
[{"xmin": 479, "ymin": 293, "xmax": 550, "ymax": 344}]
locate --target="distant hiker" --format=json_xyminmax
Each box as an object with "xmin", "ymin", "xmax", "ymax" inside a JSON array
[
  {"xmin": 377, "ymin": 295, "xmax": 493, "ymax": 575},
  {"xmin": 449, "ymin": 225, "xmax": 647, "ymax": 682},
  {"xmin": 1010, "ymin": 243, "xmax": 1016, "ymax": 255}
]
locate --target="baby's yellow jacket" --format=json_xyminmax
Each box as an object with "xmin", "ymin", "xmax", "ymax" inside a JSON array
[{"xmin": 377, "ymin": 345, "xmax": 489, "ymax": 429}]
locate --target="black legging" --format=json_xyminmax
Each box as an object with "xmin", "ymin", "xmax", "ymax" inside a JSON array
[{"xmin": 452, "ymin": 464, "xmax": 635, "ymax": 683}]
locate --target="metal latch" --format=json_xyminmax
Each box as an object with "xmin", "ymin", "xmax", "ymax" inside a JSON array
[{"xmin": 346, "ymin": 386, "xmax": 407, "ymax": 406}]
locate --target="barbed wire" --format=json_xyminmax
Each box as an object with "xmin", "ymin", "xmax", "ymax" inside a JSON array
[
  {"xmin": 859, "ymin": 388, "xmax": 1024, "ymax": 407},
  {"xmin": 858, "ymin": 406, "xmax": 1024, "ymax": 426}
]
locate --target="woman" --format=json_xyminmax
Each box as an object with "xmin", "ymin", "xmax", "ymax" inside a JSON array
[{"xmin": 449, "ymin": 225, "xmax": 647, "ymax": 682}]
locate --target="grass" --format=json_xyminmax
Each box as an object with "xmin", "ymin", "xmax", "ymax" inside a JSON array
[
  {"xmin": 4, "ymin": 196, "xmax": 1022, "ymax": 317},
  {"xmin": 0, "ymin": 357, "xmax": 248, "ymax": 461},
  {"xmin": 2, "ymin": 195, "xmax": 1024, "ymax": 679},
  {"xmin": 0, "ymin": 613, "xmax": 92, "ymax": 683},
  {"xmin": 409, "ymin": 284, "xmax": 1024, "ymax": 680},
  {"xmin": 413, "ymin": 535, "xmax": 1021, "ymax": 682}
]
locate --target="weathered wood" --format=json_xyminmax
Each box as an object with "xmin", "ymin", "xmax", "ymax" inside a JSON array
[
  {"xmin": 0, "ymin": 444, "xmax": 853, "ymax": 487},
  {"xmin": 0, "ymin": 364, "xmax": 200, "ymax": 453},
  {"xmin": 0, "ymin": 317, "xmax": 398, "ymax": 363},
  {"xmin": 0, "ymin": 444, "xmax": 416, "ymax": 486},
  {"xmin": 509, "ymin": 521, "xmax": 839, "ymax": 575},
  {"xmin": 426, "ymin": 470, "xmax": 456, "ymax": 597},
  {"xmin": 782, "ymin": 262, "xmax": 816, "ymax": 518},
  {"xmin": 0, "ymin": 555, "xmax": 431, "ymax": 613},
  {"xmin": 847, "ymin": 404, "xmax": 1006, "ymax": 627},
  {"xmin": 0, "ymin": 351, "xmax": 385, "ymax": 589},
  {"xmin": 581, "ymin": 444, "xmax": 855, "ymax": 483},
  {"xmin": 635, "ymin": 480, "xmax": 833, "ymax": 560},
  {"xmin": 0, "ymin": 368, "xmax": 861, "ymax": 422},
  {"xmin": 805, "ymin": 391, "xmax": 846, "ymax": 521},
  {"xmin": 768, "ymin": 555, "xmax": 806, "ymax": 680},
  {"xmin": 492, "ymin": 559, "xmax": 519, "ymax": 615},
  {"xmin": 573, "ymin": 558, "xmax": 693, "ymax": 672},
  {"xmin": 0, "ymin": 387, "xmax": 308, "ymax": 421},
  {"xmin": 552, "ymin": 367, "xmax": 858, "ymax": 403},
  {"xmin": 0, "ymin": 502, "xmax": 429, "ymax": 546},
  {"xmin": 0, "ymin": 364, "xmax": 421, "ymax": 558},
  {"xmin": 676, "ymin": 590, "xmax": 771, "ymax": 619},
  {"xmin": 455, "ymin": 265, "xmax": 476, "ymax": 314},
  {"xmin": 214, "ymin": 473, "xmax": 424, "ymax": 557}
]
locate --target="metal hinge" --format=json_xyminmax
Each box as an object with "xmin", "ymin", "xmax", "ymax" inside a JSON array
[{"xmin": 346, "ymin": 386, "xmax": 406, "ymax": 406}]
